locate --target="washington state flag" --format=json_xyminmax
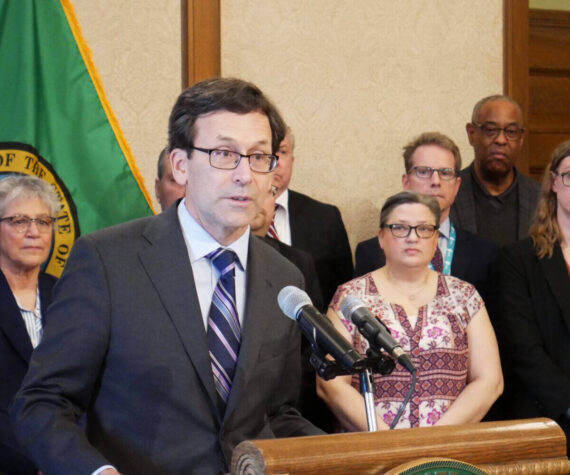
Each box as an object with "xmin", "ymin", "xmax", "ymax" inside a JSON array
[{"xmin": 0, "ymin": 0, "xmax": 154, "ymax": 277}]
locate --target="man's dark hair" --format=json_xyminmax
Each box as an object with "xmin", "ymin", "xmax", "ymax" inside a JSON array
[{"xmin": 168, "ymin": 78, "xmax": 286, "ymax": 155}]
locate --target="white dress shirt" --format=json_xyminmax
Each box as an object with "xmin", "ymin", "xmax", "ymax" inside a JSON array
[
  {"xmin": 177, "ymin": 199, "xmax": 249, "ymax": 328},
  {"xmin": 273, "ymin": 189, "xmax": 292, "ymax": 245},
  {"xmin": 16, "ymin": 286, "xmax": 42, "ymax": 348}
]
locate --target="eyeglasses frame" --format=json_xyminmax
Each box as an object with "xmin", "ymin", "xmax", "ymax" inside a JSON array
[
  {"xmin": 0, "ymin": 215, "xmax": 57, "ymax": 233},
  {"xmin": 381, "ymin": 223, "xmax": 439, "ymax": 239},
  {"xmin": 188, "ymin": 146, "xmax": 278, "ymax": 173}
]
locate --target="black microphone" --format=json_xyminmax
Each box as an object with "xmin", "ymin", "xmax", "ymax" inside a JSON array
[
  {"xmin": 340, "ymin": 296, "xmax": 416, "ymax": 374},
  {"xmin": 278, "ymin": 286, "xmax": 366, "ymax": 373}
]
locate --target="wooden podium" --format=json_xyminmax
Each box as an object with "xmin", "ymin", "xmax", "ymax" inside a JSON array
[{"xmin": 231, "ymin": 418, "xmax": 570, "ymax": 474}]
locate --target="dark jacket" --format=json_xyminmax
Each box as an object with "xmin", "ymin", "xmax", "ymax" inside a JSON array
[{"xmin": 1, "ymin": 269, "xmax": 56, "ymax": 474}]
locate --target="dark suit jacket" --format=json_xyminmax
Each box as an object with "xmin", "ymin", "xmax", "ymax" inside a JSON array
[
  {"xmin": 493, "ymin": 238, "xmax": 570, "ymax": 451},
  {"xmin": 353, "ymin": 225, "xmax": 498, "ymax": 303},
  {"xmin": 260, "ymin": 237, "xmax": 333, "ymax": 432},
  {"xmin": 11, "ymin": 206, "xmax": 321, "ymax": 475},
  {"xmin": 261, "ymin": 236, "xmax": 323, "ymax": 312},
  {"xmin": 0, "ymin": 270, "xmax": 56, "ymax": 474},
  {"xmin": 450, "ymin": 162, "xmax": 540, "ymax": 240},
  {"xmin": 288, "ymin": 190, "xmax": 353, "ymax": 306}
]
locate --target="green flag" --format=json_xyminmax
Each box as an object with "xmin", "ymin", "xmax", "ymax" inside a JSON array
[{"xmin": 0, "ymin": 0, "xmax": 154, "ymax": 277}]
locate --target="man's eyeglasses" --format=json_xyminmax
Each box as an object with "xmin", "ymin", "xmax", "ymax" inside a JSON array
[
  {"xmin": 189, "ymin": 147, "xmax": 278, "ymax": 173},
  {"xmin": 0, "ymin": 215, "xmax": 56, "ymax": 233},
  {"xmin": 553, "ymin": 171, "xmax": 570, "ymax": 187},
  {"xmin": 409, "ymin": 166, "xmax": 456, "ymax": 180},
  {"xmin": 381, "ymin": 223, "xmax": 439, "ymax": 239},
  {"xmin": 472, "ymin": 122, "xmax": 524, "ymax": 141}
]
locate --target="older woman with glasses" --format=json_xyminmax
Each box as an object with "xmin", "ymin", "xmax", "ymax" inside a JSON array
[
  {"xmin": 316, "ymin": 191, "xmax": 502, "ymax": 431},
  {"xmin": 494, "ymin": 140, "xmax": 570, "ymax": 453},
  {"xmin": 0, "ymin": 175, "xmax": 60, "ymax": 474}
]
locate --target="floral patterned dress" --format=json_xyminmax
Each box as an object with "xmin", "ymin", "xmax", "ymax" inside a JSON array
[{"xmin": 329, "ymin": 273, "xmax": 483, "ymax": 429}]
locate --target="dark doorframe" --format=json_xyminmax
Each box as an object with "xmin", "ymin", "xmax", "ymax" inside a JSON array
[{"xmin": 181, "ymin": 0, "xmax": 221, "ymax": 88}]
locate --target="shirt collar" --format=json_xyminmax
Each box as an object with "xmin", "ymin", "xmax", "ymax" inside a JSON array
[
  {"xmin": 15, "ymin": 284, "xmax": 41, "ymax": 316},
  {"xmin": 438, "ymin": 217, "xmax": 450, "ymax": 240},
  {"xmin": 177, "ymin": 199, "xmax": 249, "ymax": 270},
  {"xmin": 470, "ymin": 162, "xmax": 520, "ymax": 200},
  {"xmin": 275, "ymin": 188, "xmax": 289, "ymax": 212}
]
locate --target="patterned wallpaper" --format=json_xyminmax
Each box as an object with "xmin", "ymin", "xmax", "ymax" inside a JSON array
[
  {"xmin": 221, "ymin": 0, "xmax": 503, "ymax": 251},
  {"xmin": 72, "ymin": 0, "xmax": 502, "ymax": 253}
]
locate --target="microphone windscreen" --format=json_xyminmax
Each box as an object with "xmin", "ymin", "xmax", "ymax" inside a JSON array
[
  {"xmin": 339, "ymin": 295, "xmax": 365, "ymax": 322},
  {"xmin": 278, "ymin": 286, "xmax": 311, "ymax": 321}
]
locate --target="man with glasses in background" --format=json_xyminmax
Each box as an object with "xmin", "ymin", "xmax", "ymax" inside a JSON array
[
  {"xmin": 355, "ymin": 132, "xmax": 497, "ymax": 304},
  {"xmin": 450, "ymin": 95, "xmax": 540, "ymax": 246},
  {"xmin": 12, "ymin": 78, "xmax": 322, "ymax": 475}
]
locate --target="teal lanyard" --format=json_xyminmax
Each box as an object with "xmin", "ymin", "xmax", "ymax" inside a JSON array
[{"xmin": 429, "ymin": 222, "xmax": 456, "ymax": 275}]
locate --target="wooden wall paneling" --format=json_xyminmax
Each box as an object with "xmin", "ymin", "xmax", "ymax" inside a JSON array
[
  {"xmin": 528, "ymin": 8, "xmax": 570, "ymax": 179},
  {"xmin": 504, "ymin": 0, "xmax": 530, "ymax": 175},
  {"xmin": 182, "ymin": 0, "xmax": 221, "ymax": 87}
]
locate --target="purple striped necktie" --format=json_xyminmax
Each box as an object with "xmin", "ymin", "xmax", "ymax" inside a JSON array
[{"xmin": 207, "ymin": 248, "xmax": 241, "ymax": 411}]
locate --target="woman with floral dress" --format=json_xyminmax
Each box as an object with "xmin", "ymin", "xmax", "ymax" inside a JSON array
[{"xmin": 316, "ymin": 191, "xmax": 503, "ymax": 431}]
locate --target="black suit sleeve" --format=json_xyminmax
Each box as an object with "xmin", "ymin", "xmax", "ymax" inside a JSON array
[
  {"xmin": 354, "ymin": 237, "xmax": 385, "ymax": 278},
  {"xmin": 495, "ymin": 243, "xmax": 570, "ymax": 418}
]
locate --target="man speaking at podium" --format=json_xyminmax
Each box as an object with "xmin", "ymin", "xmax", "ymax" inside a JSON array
[{"xmin": 12, "ymin": 78, "xmax": 322, "ymax": 474}]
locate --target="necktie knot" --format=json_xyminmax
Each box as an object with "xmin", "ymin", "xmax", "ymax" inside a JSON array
[{"xmin": 208, "ymin": 248, "xmax": 238, "ymax": 276}]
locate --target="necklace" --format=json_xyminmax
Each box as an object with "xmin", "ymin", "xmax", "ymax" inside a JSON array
[{"xmin": 384, "ymin": 270, "xmax": 430, "ymax": 301}]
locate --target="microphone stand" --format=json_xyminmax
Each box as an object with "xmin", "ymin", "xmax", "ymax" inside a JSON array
[
  {"xmin": 359, "ymin": 368, "xmax": 377, "ymax": 431},
  {"xmin": 307, "ymin": 343, "xmax": 395, "ymax": 432}
]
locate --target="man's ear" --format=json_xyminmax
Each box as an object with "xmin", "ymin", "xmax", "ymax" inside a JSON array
[
  {"xmin": 402, "ymin": 173, "xmax": 410, "ymax": 190},
  {"xmin": 466, "ymin": 122, "xmax": 476, "ymax": 146},
  {"xmin": 171, "ymin": 149, "xmax": 188, "ymax": 186}
]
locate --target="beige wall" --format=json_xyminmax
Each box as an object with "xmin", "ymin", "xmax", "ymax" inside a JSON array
[
  {"xmin": 72, "ymin": 0, "xmax": 502, "ymax": 254},
  {"xmin": 221, "ymin": 0, "xmax": 502, "ymax": 250}
]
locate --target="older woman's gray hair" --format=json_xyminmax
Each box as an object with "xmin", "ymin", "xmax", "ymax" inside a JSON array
[{"xmin": 0, "ymin": 175, "xmax": 61, "ymax": 217}]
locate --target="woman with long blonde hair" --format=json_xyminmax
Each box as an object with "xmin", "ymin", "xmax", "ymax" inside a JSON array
[{"xmin": 495, "ymin": 139, "xmax": 570, "ymax": 453}]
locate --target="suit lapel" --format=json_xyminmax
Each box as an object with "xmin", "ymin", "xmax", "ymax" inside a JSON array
[
  {"xmin": 450, "ymin": 227, "xmax": 469, "ymax": 279},
  {"xmin": 517, "ymin": 176, "xmax": 534, "ymax": 240},
  {"xmin": 0, "ymin": 270, "xmax": 33, "ymax": 362},
  {"xmin": 287, "ymin": 190, "xmax": 302, "ymax": 244},
  {"xmin": 540, "ymin": 243, "xmax": 570, "ymax": 332},
  {"xmin": 138, "ymin": 208, "xmax": 220, "ymax": 418},
  {"xmin": 452, "ymin": 165, "xmax": 478, "ymax": 233},
  {"xmin": 223, "ymin": 237, "xmax": 274, "ymax": 421}
]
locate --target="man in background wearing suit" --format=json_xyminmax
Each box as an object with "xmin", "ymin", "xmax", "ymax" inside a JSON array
[
  {"xmin": 355, "ymin": 132, "xmax": 497, "ymax": 302},
  {"xmin": 450, "ymin": 95, "xmax": 540, "ymax": 246},
  {"xmin": 251, "ymin": 182, "xmax": 335, "ymax": 432},
  {"xmin": 271, "ymin": 128, "xmax": 353, "ymax": 307},
  {"xmin": 154, "ymin": 146, "xmax": 185, "ymax": 211},
  {"xmin": 11, "ymin": 78, "xmax": 322, "ymax": 474}
]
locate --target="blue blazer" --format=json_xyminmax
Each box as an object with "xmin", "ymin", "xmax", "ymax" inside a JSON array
[{"xmin": 0, "ymin": 269, "xmax": 56, "ymax": 474}]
